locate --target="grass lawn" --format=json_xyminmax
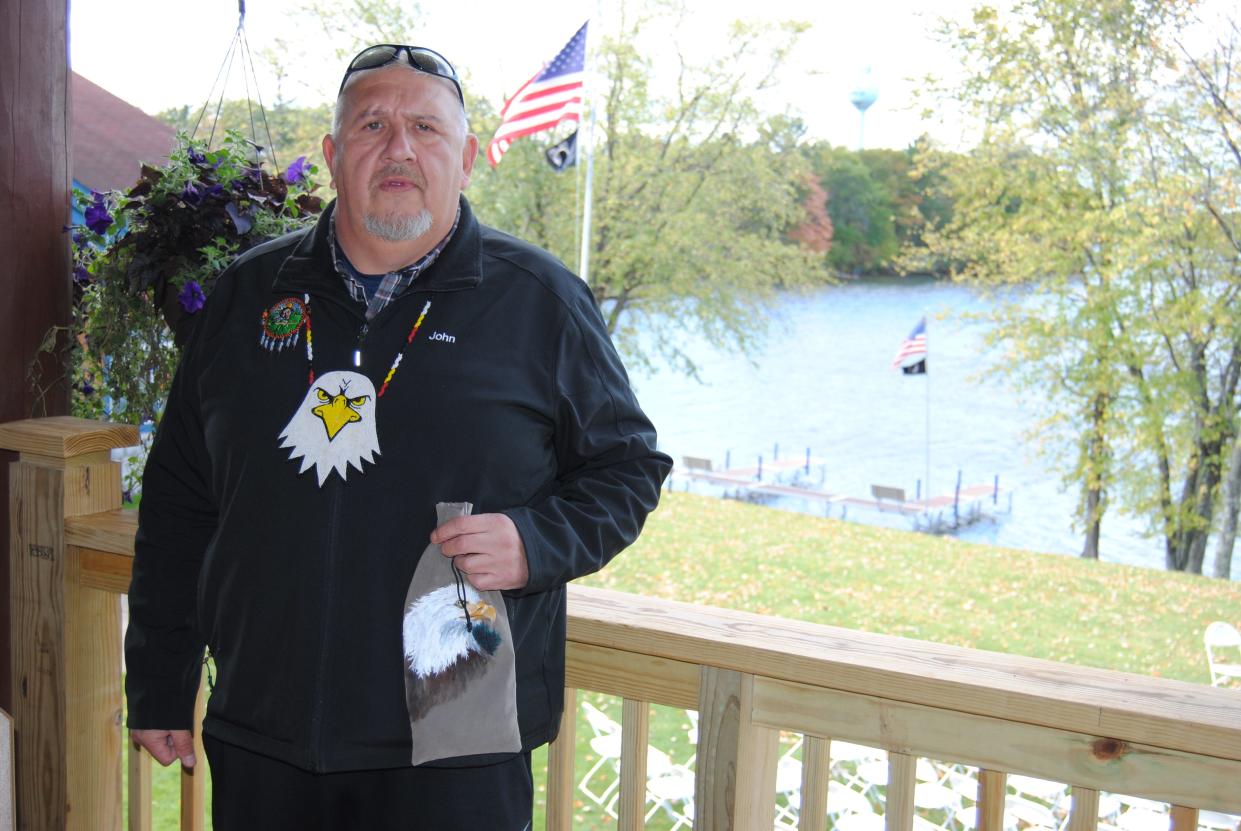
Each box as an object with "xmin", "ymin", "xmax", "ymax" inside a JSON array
[{"xmin": 140, "ymin": 491, "xmax": 1241, "ymax": 828}]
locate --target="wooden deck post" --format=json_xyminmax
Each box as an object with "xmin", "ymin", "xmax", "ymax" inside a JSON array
[
  {"xmin": 695, "ymin": 666, "xmax": 779, "ymax": 830},
  {"xmin": 1, "ymin": 417, "xmax": 137, "ymax": 831},
  {"xmin": 545, "ymin": 687, "xmax": 578, "ymax": 831}
]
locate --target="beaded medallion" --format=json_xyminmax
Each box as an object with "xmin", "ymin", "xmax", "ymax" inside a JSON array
[{"xmin": 260, "ymin": 297, "xmax": 308, "ymax": 352}]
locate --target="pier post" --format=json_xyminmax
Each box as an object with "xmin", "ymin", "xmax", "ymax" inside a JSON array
[{"xmin": 954, "ymin": 470, "xmax": 963, "ymax": 528}]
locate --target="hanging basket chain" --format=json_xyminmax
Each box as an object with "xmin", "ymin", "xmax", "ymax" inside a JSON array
[{"xmin": 189, "ymin": 0, "xmax": 280, "ymax": 170}]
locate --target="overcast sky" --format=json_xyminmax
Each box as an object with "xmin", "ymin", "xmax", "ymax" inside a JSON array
[{"xmin": 70, "ymin": 0, "xmax": 988, "ymax": 151}]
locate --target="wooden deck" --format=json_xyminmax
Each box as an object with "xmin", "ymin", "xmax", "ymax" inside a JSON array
[{"xmin": 4, "ymin": 417, "xmax": 1238, "ymax": 831}]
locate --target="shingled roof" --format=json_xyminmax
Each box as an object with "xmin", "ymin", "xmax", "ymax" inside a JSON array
[{"xmin": 72, "ymin": 72, "xmax": 176, "ymax": 192}]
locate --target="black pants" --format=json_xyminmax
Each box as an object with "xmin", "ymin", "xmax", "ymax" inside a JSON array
[{"xmin": 203, "ymin": 734, "xmax": 533, "ymax": 831}]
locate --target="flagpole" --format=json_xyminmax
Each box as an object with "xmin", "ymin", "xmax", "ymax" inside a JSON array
[
  {"xmin": 577, "ymin": 19, "xmax": 597, "ymax": 286},
  {"xmin": 578, "ymin": 100, "xmax": 596, "ymax": 285},
  {"xmin": 924, "ymin": 322, "xmax": 931, "ymax": 516}
]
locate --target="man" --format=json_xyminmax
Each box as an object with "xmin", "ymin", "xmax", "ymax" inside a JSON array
[{"xmin": 125, "ymin": 44, "xmax": 670, "ymax": 829}]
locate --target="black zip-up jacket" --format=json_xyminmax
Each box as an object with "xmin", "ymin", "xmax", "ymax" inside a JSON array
[{"xmin": 124, "ymin": 197, "xmax": 671, "ymax": 772}]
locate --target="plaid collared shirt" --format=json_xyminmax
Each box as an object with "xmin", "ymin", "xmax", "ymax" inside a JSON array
[{"xmin": 329, "ymin": 208, "xmax": 460, "ymax": 320}]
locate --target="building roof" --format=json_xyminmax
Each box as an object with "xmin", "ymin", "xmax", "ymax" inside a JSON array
[{"xmin": 72, "ymin": 72, "xmax": 176, "ymax": 192}]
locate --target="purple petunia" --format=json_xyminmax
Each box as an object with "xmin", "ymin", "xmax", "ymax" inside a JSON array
[
  {"xmin": 73, "ymin": 265, "xmax": 91, "ymax": 284},
  {"xmin": 84, "ymin": 191, "xmax": 113, "ymax": 235},
  {"xmin": 178, "ymin": 281, "xmax": 206, "ymax": 314},
  {"xmin": 181, "ymin": 181, "xmax": 203, "ymax": 206},
  {"xmin": 284, "ymin": 155, "xmax": 311, "ymax": 185},
  {"xmin": 188, "ymin": 148, "xmax": 207, "ymax": 165}
]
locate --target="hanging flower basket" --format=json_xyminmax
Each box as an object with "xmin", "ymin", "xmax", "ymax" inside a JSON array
[{"xmin": 65, "ymin": 130, "xmax": 324, "ymax": 428}]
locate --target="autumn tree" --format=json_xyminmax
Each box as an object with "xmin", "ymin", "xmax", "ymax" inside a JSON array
[
  {"xmin": 469, "ymin": 5, "xmax": 831, "ymax": 374},
  {"xmin": 913, "ymin": 0, "xmax": 1240, "ymax": 572}
]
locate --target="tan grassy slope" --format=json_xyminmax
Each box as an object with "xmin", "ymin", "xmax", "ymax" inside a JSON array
[{"xmin": 578, "ymin": 492, "xmax": 1241, "ymax": 685}]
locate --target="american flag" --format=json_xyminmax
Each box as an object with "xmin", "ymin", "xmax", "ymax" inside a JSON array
[
  {"xmin": 892, "ymin": 317, "xmax": 928, "ymax": 373},
  {"xmin": 487, "ymin": 22, "xmax": 588, "ymax": 167}
]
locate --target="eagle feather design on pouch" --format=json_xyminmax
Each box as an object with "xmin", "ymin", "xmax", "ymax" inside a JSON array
[
  {"xmin": 401, "ymin": 583, "xmax": 502, "ymax": 721},
  {"xmin": 402, "ymin": 502, "xmax": 522, "ymax": 765}
]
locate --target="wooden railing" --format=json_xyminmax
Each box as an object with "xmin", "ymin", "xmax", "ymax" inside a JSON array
[{"xmin": 4, "ymin": 417, "xmax": 1240, "ymax": 830}]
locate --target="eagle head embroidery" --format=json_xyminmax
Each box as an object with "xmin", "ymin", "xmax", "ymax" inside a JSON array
[{"xmin": 278, "ymin": 370, "xmax": 380, "ymax": 486}]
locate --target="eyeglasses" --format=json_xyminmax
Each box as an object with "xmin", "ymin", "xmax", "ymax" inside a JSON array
[{"xmin": 338, "ymin": 44, "xmax": 464, "ymax": 104}]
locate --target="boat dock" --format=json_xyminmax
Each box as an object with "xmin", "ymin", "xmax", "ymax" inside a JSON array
[{"xmin": 672, "ymin": 455, "xmax": 1009, "ymax": 531}]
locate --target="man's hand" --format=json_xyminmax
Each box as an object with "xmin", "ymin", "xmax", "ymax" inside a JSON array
[
  {"xmin": 431, "ymin": 513, "xmax": 529, "ymax": 591},
  {"xmin": 131, "ymin": 729, "xmax": 197, "ymax": 768}
]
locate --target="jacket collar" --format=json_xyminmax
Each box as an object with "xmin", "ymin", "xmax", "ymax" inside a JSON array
[{"xmin": 273, "ymin": 194, "xmax": 484, "ymax": 294}]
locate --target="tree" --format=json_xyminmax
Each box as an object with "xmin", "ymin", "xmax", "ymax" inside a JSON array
[
  {"xmin": 469, "ymin": 5, "xmax": 830, "ymax": 375},
  {"xmin": 914, "ymin": 0, "xmax": 1240, "ymax": 572},
  {"xmin": 813, "ymin": 147, "xmax": 899, "ymax": 275},
  {"xmin": 803, "ymin": 142, "xmax": 954, "ymax": 277}
]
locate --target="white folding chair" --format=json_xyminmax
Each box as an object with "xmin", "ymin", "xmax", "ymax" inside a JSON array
[
  {"xmin": 577, "ymin": 700, "xmax": 696, "ymax": 824},
  {"xmin": 578, "ymin": 701, "xmax": 625, "ymax": 816},
  {"xmin": 1205, "ymin": 622, "xmax": 1241, "ymax": 687},
  {"xmin": 1198, "ymin": 810, "xmax": 1241, "ymax": 831},
  {"xmin": 1113, "ymin": 794, "xmax": 1170, "ymax": 831}
]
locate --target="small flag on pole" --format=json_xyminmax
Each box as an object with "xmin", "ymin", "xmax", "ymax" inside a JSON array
[
  {"xmin": 487, "ymin": 22, "xmax": 588, "ymax": 167},
  {"xmin": 545, "ymin": 130, "xmax": 578, "ymax": 171},
  {"xmin": 892, "ymin": 317, "xmax": 927, "ymax": 374}
]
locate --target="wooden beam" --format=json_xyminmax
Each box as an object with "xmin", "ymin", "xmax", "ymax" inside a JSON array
[
  {"xmin": 8, "ymin": 421, "xmax": 129, "ymax": 830},
  {"xmin": 749, "ymin": 675, "xmax": 1241, "ymax": 813},
  {"xmin": 127, "ymin": 740, "xmax": 151, "ymax": 831},
  {"xmin": 65, "ymin": 545, "xmax": 121, "ymax": 831},
  {"xmin": 1170, "ymin": 805, "xmax": 1198, "ymax": 831},
  {"xmin": 77, "ymin": 548, "xmax": 134, "ymax": 596},
  {"xmin": 694, "ymin": 667, "xmax": 778, "ymax": 830},
  {"xmin": 1068, "ymin": 786, "xmax": 1100, "ymax": 831},
  {"xmin": 10, "ymin": 461, "xmax": 69, "ymax": 830},
  {"xmin": 0, "ymin": 0, "xmax": 73, "ymax": 722},
  {"xmin": 617, "ymin": 699, "xmax": 649, "ymax": 831},
  {"xmin": 887, "ymin": 752, "xmax": 916, "ymax": 831},
  {"xmin": 565, "ymin": 642, "xmax": 699, "ymax": 710},
  {"xmin": 567, "ymin": 586, "xmax": 1241, "ymax": 763},
  {"xmin": 66, "ymin": 509, "xmax": 138, "ymax": 557},
  {"xmin": 798, "ymin": 735, "xmax": 830, "ymax": 831},
  {"xmin": 978, "ymin": 770, "xmax": 1007, "ymax": 831},
  {"xmin": 0, "ymin": 419, "xmax": 137, "ymax": 462},
  {"xmin": 179, "ymin": 677, "xmax": 207, "ymax": 831},
  {"xmin": 545, "ymin": 688, "xmax": 577, "ymax": 831}
]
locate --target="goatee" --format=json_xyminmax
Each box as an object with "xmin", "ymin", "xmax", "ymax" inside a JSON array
[{"xmin": 364, "ymin": 208, "xmax": 433, "ymax": 242}]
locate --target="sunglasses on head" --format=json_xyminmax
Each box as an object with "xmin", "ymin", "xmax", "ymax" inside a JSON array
[{"xmin": 338, "ymin": 44, "xmax": 464, "ymax": 104}]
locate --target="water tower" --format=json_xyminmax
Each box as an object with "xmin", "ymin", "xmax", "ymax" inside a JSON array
[{"xmin": 850, "ymin": 67, "xmax": 879, "ymax": 150}]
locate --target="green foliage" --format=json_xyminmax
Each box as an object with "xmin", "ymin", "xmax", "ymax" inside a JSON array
[
  {"xmin": 813, "ymin": 147, "xmax": 899, "ymax": 274},
  {"xmin": 468, "ymin": 6, "xmax": 831, "ymax": 376},
  {"xmin": 65, "ymin": 132, "xmax": 323, "ymax": 433},
  {"xmin": 158, "ymin": 101, "xmax": 335, "ymax": 195},
  {"xmin": 910, "ymin": 0, "xmax": 1241, "ymax": 572},
  {"xmin": 800, "ymin": 140, "xmax": 956, "ymax": 276}
]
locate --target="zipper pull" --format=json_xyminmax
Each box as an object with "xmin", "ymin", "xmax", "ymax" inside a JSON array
[{"xmin": 354, "ymin": 323, "xmax": 369, "ymax": 368}]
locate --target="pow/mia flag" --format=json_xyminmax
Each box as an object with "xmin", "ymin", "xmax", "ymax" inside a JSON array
[{"xmin": 545, "ymin": 130, "xmax": 578, "ymax": 172}]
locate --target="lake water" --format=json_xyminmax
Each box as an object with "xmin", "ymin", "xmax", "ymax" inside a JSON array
[{"xmin": 628, "ymin": 277, "xmax": 1236, "ymax": 579}]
